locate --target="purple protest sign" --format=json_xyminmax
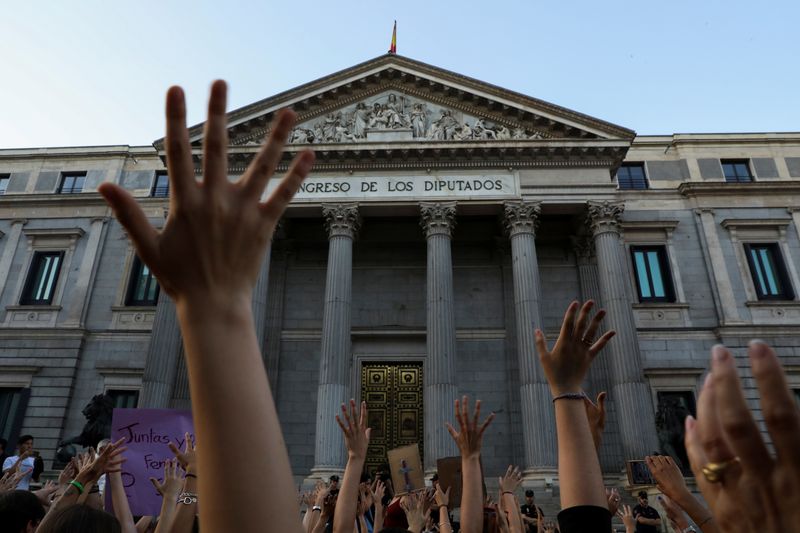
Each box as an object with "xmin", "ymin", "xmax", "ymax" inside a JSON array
[{"xmin": 107, "ymin": 408, "xmax": 194, "ymax": 516}]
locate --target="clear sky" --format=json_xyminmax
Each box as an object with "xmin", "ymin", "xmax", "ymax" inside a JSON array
[{"xmin": 2, "ymin": 0, "xmax": 798, "ymax": 148}]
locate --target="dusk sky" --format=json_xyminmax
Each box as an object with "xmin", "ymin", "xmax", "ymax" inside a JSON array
[{"xmin": 2, "ymin": 0, "xmax": 798, "ymax": 148}]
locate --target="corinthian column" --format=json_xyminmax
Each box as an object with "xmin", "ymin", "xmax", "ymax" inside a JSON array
[
  {"xmin": 586, "ymin": 201, "xmax": 658, "ymax": 460},
  {"xmin": 311, "ymin": 204, "xmax": 360, "ymax": 478},
  {"xmin": 420, "ymin": 202, "xmax": 459, "ymax": 471},
  {"xmin": 503, "ymin": 201, "xmax": 557, "ymax": 477}
]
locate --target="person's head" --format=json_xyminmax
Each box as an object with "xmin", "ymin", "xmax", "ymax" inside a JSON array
[
  {"xmin": 0, "ymin": 490, "xmax": 46, "ymax": 533},
  {"xmin": 17, "ymin": 435, "xmax": 33, "ymax": 455},
  {"xmin": 0, "ymin": 437, "xmax": 7, "ymax": 455},
  {"xmin": 329, "ymin": 474, "xmax": 339, "ymax": 489},
  {"xmin": 431, "ymin": 473, "xmax": 439, "ymax": 489},
  {"xmin": 525, "ymin": 489, "xmax": 534, "ymax": 504},
  {"xmin": 638, "ymin": 490, "xmax": 649, "ymax": 507},
  {"xmin": 36, "ymin": 504, "xmax": 121, "ymax": 533}
]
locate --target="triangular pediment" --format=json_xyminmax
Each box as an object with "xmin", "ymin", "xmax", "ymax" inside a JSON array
[{"xmin": 159, "ymin": 54, "xmax": 634, "ymax": 151}]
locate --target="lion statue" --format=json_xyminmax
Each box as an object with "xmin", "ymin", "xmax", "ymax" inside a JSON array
[{"xmin": 53, "ymin": 394, "xmax": 114, "ymax": 467}]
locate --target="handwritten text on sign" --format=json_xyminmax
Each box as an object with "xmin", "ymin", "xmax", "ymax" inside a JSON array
[
  {"xmin": 265, "ymin": 174, "xmax": 518, "ymax": 201},
  {"xmin": 108, "ymin": 409, "xmax": 195, "ymax": 517}
]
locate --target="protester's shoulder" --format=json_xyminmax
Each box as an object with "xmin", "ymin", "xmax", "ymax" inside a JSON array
[{"xmin": 1, "ymin": 456, "xmax": 15, "ymax": 469}]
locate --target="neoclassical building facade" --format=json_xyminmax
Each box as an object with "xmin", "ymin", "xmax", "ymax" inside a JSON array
[{"xmin": 1, "ymin": 55, "xmax": 799, "ymax": 494}]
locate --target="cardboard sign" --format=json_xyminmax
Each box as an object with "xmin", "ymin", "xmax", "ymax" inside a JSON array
[
  {"xmin": 387, "ymin": 444, "xmax": 424, "ymax": 495},
  {"xmin": 436, "ymin": 456, "xmax": 463, "ymax": 508},
  {"xmin": 107, "ymin": 408, "xmax": 195, "ymax": 516},
  {"xmin": 626, "ymin": 460, "xmax": 656, "ymax": 486}
]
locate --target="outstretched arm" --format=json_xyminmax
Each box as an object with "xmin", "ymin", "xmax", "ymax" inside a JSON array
[
  {"xmin": 535, "ymin": 300, "xmax": 614, "ymax": 510},
  {"xmin": 99, "ymin": 81, "xmax": 315, "ymax": 533},
  {"xmin": 446, "ymin": 396, "xmax": 494, "ymax": 533},
  {"xmin": 332, "ymin": 400, "xmax": 371, "ymax": 533}
]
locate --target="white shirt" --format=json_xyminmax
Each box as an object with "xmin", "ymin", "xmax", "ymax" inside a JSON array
[{"xmin": 2, "ymin": 455, "xmax": 36, "ymax": 490}]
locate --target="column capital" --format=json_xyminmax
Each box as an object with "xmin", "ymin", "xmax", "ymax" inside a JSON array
[
  {"xmin": 323, "ymin": 204, "xmax": 360, "ymax": 239},
  {"xmin": 503, "ymin": 200, "xmax": 541, "ymax": 237},
  {"xmin": 586, "ymin": 200, "xmax": 625, "ymax": 236},
  {"xmin": 420, "ymin": 202, "xmax": 457, "ymax": 238}
]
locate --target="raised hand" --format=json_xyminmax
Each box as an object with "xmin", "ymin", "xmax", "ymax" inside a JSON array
[
  {"xmin": 498, "ymin": 465, "xmax": 522, "ymax": 494},
  {"xmin": 605, "ymin": 487, "xmax": 620, "ymax": 516},
  {"xmin": 434, "ymin": 484, "xmax": 450, "ymax": 510},
  {"xmin": 446, "ymin": 396, "xmax": 495, "ymax": 459},
  {"xmin": 535, "ymin": 300, "xmax": 615, "ymax": 395},
  {"xmin": 372, "ymin": 479, "xmax": 386, "ymax": 504},
  {"xmin": 495, "ymin": 503, "xmax": 511, "ymax": 533},
  {"xmin": 336, "ymin": 399, "xmax": 371, "ymax": 459},
  {"xmin": 149, "ymin": 458, "xmax": 183, "ymax": 498},
  {"xmin": 0, "ymin": 469, "xmax": 26, "ymax": 493},
  {"xmin": 618, "ymin": 504, "xmax": 635, "ymax": 533},
  {"xmin": 684, "ymin": 341, "xmax": 800, "ymax": 533},
  {"xmin": 657, "ymin": 494, "xmax": 689, "ymax": 531},
  {"xmin": 400, "ymin": 492, "xmax": 431, "ymax": 533},
  {"xmin": 168, "ymin": 432, "xmax": 197, "ymax": 475},
  {"xmin": 584, "ymin": 391, "xmax": 607, "ymax": 450},
  {"xmin": 98, "ymin": 83, "xmax": 315, "ymax": 309},
  {"xmin": 645, "ymin": 455, "xmax": 687, "ymax": 499}
]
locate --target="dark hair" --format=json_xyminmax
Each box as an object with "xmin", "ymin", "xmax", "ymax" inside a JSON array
[
  {"xmin": 638, "ymin": 490, "xmax": 648, "ymax": 499},
  {"xmin": 37, "ymin": 505, "xmax": 122, "ymax": 533},
  {"xmin": 0, "ymin": 490, "xmax": 46, "ymax": 533},
  {"xmin": 0, "ymin": 437, "xmax": 7, "ymax": 449},
  {"xmin": 378, "ymin": 529, "xmax": 413, "ymax": 533},
  {"xmin": 525, "ymin": 489, "xmax": 534, "ymax": 497},
  {"xmin": 17, "ymin": 434, "xmax": 33, "ymax": 446}
]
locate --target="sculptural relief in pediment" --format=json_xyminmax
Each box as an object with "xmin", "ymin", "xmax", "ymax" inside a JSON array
[{"xmin": 286, "ymin": 92, "xmax": 547, "ymax": 144}]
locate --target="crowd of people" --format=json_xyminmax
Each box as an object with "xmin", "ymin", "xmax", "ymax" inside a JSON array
[{"xmin": 1, "ymin": 81, "xmax": 799, "ymax": 532}]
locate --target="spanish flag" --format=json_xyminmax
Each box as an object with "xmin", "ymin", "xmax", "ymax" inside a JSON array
[{"xmin": 389, "ymin": 21, "xmax": 397, "ymax": 54}]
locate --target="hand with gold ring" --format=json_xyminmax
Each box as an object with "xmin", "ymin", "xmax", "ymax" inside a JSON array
[{"xmin": 685, "ymin": 341, "xmax": 800, "ymax": 533}]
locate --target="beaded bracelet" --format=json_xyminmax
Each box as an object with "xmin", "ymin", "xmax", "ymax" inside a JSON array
[{"xmin": 552, "ymin": 392, "xmax": 587, "ymax": 403}]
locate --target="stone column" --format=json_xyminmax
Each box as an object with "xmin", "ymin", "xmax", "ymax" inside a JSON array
[
  {"xmin": 694, "ymin": 208, "xmax": 742, "ymax": 325},
  {"xmin": 420, "ymin": 202, "xmax": 459, "ymax": 471},
  {"xmin": 140, "ymin": 292, "xmax": 182, "ymax": 408},
  {"xmin": 503, "ymin": 201, "xmax": 557, "ymax": 476},
  {"xmin": 64, "ymin": 217, "xmax": 109, "ymax": 326},
  {"xmin": 311, "ymin": 204, "xmax": 360, "ymax": 478},
  {"xmin": 0, "ymin": 219, "xmax": 27, "ymax": 302},
  {"xmin": 586, "ymin": 201, "xmax": 658, "ymax": 460}
]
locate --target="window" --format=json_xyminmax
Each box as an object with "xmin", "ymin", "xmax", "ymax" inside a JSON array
[
  {"xmin": 631, "ymin": 246, "xmax": 675, "ymax": 302},
  {"xmin": 107, "ymin": 389, "xmax": 139, "ymax": 409},
  {"xmin": 655, "ymin": 391, "xmax": 696, "ymax": 474},
  {"xmin": 0, "ymin": 174, "xmax": 9, "ymax": 195},
  {"xmin": 126, "ymin": 256, "xmax": 160, "ymax": 306},
  {"xmin": 59, "ymin": 172, "xmax": 86, "ymax": 194},
  {"xmin": 616, "ymin": 163, "xmax": 648, "ymax": 190},
  {"xmin": 20, "ymin": 251, "xmax": 64, "ymax": 305},
  {"xmin": 151, "ymin": 172, "xmax": 169, "ymax": 198},
  {"xmin": 721, "ymin": 160, "xmax": 753, "ymax": 183},
  {"xmin": 0, "ymin": 387, "xmax": 30, "ymax": 443},
  {"xmin": 744, "ymin": 243, "xmax": 794, "ymax": 300}
]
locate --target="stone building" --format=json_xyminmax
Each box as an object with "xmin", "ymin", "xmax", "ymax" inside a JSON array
[{"xmin": 1, "ymin": 55, "xmax": 799, "ymax": 491}]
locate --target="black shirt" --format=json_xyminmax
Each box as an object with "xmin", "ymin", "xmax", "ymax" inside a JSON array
[
  {"xmin": 520, "ymin": 504, "xmax": 543, "ymax": 533},
  {"xmin": 557, "ymin": 505, "xmax": 611, "ymax": 533},
  {"xmin": 633, "ymin": 504, "xmax": 660, "ymax": 533}
]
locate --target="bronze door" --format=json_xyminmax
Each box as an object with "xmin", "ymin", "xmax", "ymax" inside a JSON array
[{"xmin": 361, "ymin": 362, "xmax": 424, "ymax": 474}]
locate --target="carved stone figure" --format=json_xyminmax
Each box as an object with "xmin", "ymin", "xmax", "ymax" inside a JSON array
[
  {"xmin": 410, "ymin": 103, "xmax": 428, "ymax": 138},
  {"xmin": 285, "ymin": 93, "xmax": 549, "ymax": 144},
  {"xmin": 54, "ymin": 393, "xmax": 114, "ymax": 467},
  {"xmin": 352, "ymin": 103, "xmax": 370, "ymax": 138}
]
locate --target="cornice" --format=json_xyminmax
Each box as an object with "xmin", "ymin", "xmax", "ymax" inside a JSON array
[
  {"xmin": 720, "ymin": 218, "xmax": 792, "ymax": 229},
  {"xmin": 679, "ymin": 181, "xmax": 800, "ymax": 198}
]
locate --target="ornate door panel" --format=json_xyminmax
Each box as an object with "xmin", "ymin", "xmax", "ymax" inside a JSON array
[{"xmin": 361, "ymin": 362, "xmax": 423, "ymax": 474}]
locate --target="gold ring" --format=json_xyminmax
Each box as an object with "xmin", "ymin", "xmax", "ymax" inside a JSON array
[
  {"xmin": 581, "ymin": 337, "xmax": 594, "ymax": 346},
  {"xmin": 701, "ymin": 457, "xmax": 740, "ymax": 483}
]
